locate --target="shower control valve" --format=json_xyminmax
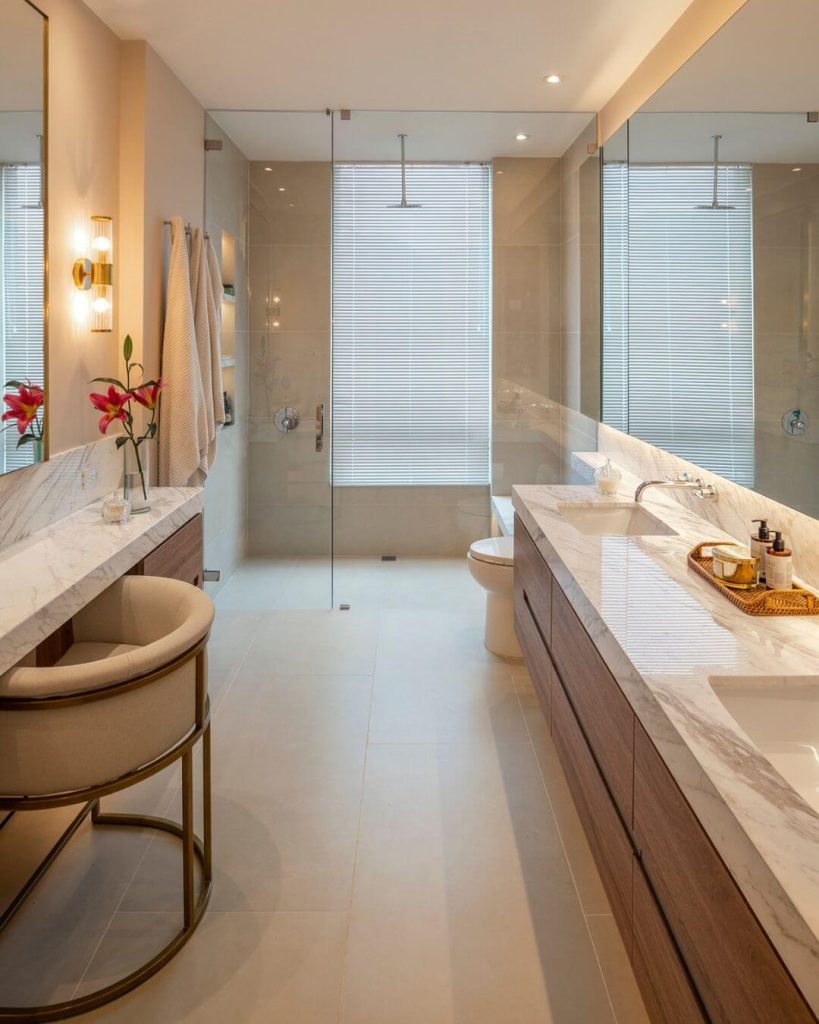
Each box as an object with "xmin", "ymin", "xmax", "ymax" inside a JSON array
[{"xmin": 274, "ymin": 406, "xmax": 300, "ymax": 433}]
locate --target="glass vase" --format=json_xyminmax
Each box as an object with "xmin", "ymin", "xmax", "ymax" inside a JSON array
[
  {"xmin": 31, "ymin": 437, "xmax": 45, "ymax": 464},
  {"xmin": 123, "ymin": 440, "xmax": 151, "ymax": 514}
]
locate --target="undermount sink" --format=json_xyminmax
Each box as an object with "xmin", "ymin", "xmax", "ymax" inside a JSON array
[
  {"xmin": 556, "ymin": 501, "xmax": 677, "ymax": 537},
  {"xmin": 710, "ymin": 677, "xmax": 819, "ymax": 815}
]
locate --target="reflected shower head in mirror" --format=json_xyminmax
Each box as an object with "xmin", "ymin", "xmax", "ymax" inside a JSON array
[
  {"xmin": 387, "ymin": 134, "xmax": 422, "ymax": 209},
  {"xmin": 696, "ymin": 134, "xmax": 736, "ymax": 211}
]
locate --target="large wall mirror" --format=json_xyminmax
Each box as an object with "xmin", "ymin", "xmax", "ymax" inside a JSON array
[
  {"xmin": 0, "ymin": 0, "xmax": 46, "ymax": 474},
  {"xmin": 601, "ymin": 0, "xmax": 819, "ymax": 518}
]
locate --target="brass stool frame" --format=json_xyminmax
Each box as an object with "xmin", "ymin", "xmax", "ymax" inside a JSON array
[{"xmin": 0, "ymin": 636, "xmax": 212, "ymax": 1022}]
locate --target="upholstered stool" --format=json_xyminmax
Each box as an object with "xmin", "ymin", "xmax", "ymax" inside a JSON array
[{"xmin": 0, "ymin": 575, "xmax": 215, "ymax": 1022}]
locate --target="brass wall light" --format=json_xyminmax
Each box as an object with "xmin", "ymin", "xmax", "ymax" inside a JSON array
[{"xmin": 73, "ymin": 215, "xmax": 113, "ymax": 332}]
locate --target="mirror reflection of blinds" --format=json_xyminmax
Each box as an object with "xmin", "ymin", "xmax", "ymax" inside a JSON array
[
  {"xmin": 1, "ymin": 164, "xmax": 44, "ymax": 472},
  {"xmin": 603, "ymin": 162, "xmax": 754, "ymax": 486},
  {"xmin": 332, "ymin": 163, "xmax": 491, "ymax": 487},
  {"xmin": 602, "ymin": 163, "xmax": 629, "ymax": 432}
]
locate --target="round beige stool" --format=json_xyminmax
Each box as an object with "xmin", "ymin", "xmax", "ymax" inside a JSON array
[{"xmin": 0, "ymin": 575, "xmax": 215, "ymax": 1022}]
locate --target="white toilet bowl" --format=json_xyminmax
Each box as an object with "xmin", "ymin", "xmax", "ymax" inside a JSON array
[{"xmin": 467, "ymin": 536, "xmax": 522, "ymax": 659}]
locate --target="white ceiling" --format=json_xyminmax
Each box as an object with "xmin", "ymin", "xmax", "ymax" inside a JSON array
[
  {"xmin": 643, "ymin": 0, "xmax": 819, "ymax": 112},
  {"xmin": 211, "ymin": 110, "xmax": 595, "ymax": 162},
  {"xmin": 83, "ymin": 0, "xmax": 694, "ymax": 113}
]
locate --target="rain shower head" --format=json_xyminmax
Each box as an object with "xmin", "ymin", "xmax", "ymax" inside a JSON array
[
  {"xmin": 387, "ymin": 134, "xmax": 422, "ymax": 209},
  {"xmin": 696, "ymin": 134, "xmax": 735, "ymax": 211}
]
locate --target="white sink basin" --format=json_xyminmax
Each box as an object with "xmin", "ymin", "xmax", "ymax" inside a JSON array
[
  {"xmin": 710, "ymin": 677, "xmax": 819, "ymax": 815},
  {"xmin": 556, "ymin": 501, "xmax": 677, "ymax": 537}
]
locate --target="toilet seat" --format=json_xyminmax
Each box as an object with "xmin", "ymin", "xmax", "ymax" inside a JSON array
[{"xmin": 468, "ymin": 536, "xmax": 514, "ymax": 567}]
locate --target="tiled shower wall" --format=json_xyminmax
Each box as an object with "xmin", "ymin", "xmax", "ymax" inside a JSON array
[
  {"xmin": 753, "ymin": 163, "xmax": 819, "ymax": 519},
  {"xmin": 203, "ymin": 115, "xmax": 250, "ymax": 594}
]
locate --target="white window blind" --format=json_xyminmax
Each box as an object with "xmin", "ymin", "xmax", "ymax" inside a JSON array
[
  {"xmin": 1, "ymin": 164, "xmax": 44, "ymax": 472},
  {"xmin": 332, "ymin": 162, "xmax": 492, "ymax": 486},
  {"xmin": 602, "ymin": 162, "xmax": 754, "ymax": 486}
]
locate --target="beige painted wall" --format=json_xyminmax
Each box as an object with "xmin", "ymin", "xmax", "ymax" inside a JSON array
[
  {"xmin": 598, "ymin": 0, "xmax": 749, "ymax": 144},
  {"xmin": 119, "ymin": 41, "xmax": 205, "ymax": 387},
  {"xmin": 39, "ymin": 0, "xmax": 121, "ymax": 454}
]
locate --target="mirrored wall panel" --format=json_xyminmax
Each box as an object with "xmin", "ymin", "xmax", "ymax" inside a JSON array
[
  {"xmin": 0, "ymin": 0, "xmax": 46, "ymax": 473},
  {"xmin": 602, "ymin": 0, "xmax": 819, "ymax": 517}
]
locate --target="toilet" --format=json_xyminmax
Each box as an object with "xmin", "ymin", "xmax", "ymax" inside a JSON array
[{"xmin": 467, "ymin": 536, "xmax": 522, "ymax": 659}]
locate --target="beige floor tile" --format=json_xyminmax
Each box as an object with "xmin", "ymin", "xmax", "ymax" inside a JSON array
[
  {"xmin": 520, "ymin": 694, "xmax": 611, "ymax": 915},
  {"xmin": 342, "ymin": 742, "xmax": 615, "ymax": 1023},
  {"xmin": 0, "ymin": 822, "xmax": 154, "ymax": 1007},
  {"xmin": 587, "ymin": 914, "xmax": 649, "ymax": 1024},
  {"xmin": 243, "ymin": 609, "xmax": 379, "ymax": 675},
  {"xmin": 76, "ymin": 910, "xmax": 348, "ymax": 1023},
  {"xmin": 375, "ymin": 610, "xmax": 498, "ymax": 673},
  {"xmin": 369, "ymin": 662, "xmax": 527, "ymax": 745},
  {"xmin": 205, "ymin": 608, "xmax": 264, "ymax": 704}
]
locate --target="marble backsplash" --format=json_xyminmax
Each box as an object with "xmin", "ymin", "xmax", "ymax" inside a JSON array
[
  {"xmin": 0, "ymin": 438, "xmax": 121, "ymax": 551},
  {"xmin": 596, "ymin": 422, "xmax": 819, "ymax": 587}
]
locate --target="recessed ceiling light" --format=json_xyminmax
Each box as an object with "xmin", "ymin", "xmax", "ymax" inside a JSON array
[
  {"xmin": 544, "ymin": 73, "xmax": 562, "ymax": 84},
  {"xmin": 264, "ymin": 166, "xmax": 273, "ymax": 172},
  {"xmin": 278, "ymin": 186, "xmax": 286, "ymax": 192},
  {"xmin": 792, "ymin": 166, "xmax": 803, "ymax": 173},
  {"xmin": 515, "ymin": 133, "xmax": 529, "ymax": 142}
]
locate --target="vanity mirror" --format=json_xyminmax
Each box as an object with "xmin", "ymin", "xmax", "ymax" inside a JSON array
[
  {"xmin": 601, "ymin": 0, "xmax": 819, "ymax": 519},
  {"xmin": 0, "ymin": 0, "xmax": 47, "ymax": 473}
]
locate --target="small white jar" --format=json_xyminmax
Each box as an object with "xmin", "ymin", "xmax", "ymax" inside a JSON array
[{"xmin": 594, "ymin": 458, "xmax": 622, "ymax": 496}]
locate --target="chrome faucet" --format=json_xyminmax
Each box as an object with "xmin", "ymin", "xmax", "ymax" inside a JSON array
[{"xmin": 634, "ymin": 472, "xmax": 718, "ymax": 504}]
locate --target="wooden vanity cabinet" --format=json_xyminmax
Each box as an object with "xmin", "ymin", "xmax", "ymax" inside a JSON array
[
  {"xmin": 634, "ymin": 724, "xmax": 815, "ymax": 1024},
  {"xmin": 513, "ymin": 514, "xmax": 815, "ymax": 1024}
]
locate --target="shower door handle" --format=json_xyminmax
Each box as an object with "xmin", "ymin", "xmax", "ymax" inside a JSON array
[{"xmin": 315, "ymin": 403, "xmax": 325, "ymax": 453}]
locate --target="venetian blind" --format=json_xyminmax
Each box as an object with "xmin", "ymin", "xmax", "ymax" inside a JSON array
[
  {"xmin": 603, "ymin": 162, "xmax": 754, "ymax": 486},
  {"xmin": 332, "ymin": 162, "xmax": 492, "ymax": 486},
  {"xmin": 1, "ymin": 164, "xmax": 44, "ymax": 472}
]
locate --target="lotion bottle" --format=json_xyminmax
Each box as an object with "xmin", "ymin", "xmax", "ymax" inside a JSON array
[
  {"xmin": 765, "ymin": 531, "xmax": 793, "ymax": 591},
  {"xmin": 750, "ymin": 519, "xmax": 772, "ymax": 582}
]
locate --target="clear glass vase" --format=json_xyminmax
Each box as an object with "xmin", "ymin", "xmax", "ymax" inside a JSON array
[{"xmin": 123, "ymin": 440, "xmax": 151, "ymax": 514}]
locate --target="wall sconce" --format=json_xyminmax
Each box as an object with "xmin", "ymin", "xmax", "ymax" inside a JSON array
[{"xmin": 73, "ymin": 215, "xmax": 113, "ymax": 332}]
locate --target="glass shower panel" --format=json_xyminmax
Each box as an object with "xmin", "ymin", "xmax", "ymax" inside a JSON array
[{"xmin": 238, "ymin": 110, "xmax": 334, "ymax": 605}]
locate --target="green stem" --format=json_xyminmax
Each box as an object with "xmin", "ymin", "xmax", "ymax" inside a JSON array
[{"xmin": 131, "ymin": 437, "xmax": 147, "ymax": 500}]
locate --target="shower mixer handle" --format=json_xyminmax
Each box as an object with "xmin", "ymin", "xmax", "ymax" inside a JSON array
[
  {"xmin": 316, "ymin": 403, "xmax": 325, "ymax": 453},
  {"xmin": 274, "ymin": 406, "xmax": 300, "ymax": 433}
]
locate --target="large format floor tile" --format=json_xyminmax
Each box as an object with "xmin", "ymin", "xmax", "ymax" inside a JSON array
[{"xmin": 0, "ymin": 558, "xmax": 645, "ymax": 1023}]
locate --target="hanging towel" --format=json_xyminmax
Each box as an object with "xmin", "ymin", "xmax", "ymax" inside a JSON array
[
  {"xmin": 189, "ymin": 228, "xmax": 216, "ymax": 473},
  {"xmin": 205, "ymin": 236, "xmax": 226, "ymax": 430},
  {"xmin": 158, "ymin": 217, "xmax": 208, "ymax": 487}
]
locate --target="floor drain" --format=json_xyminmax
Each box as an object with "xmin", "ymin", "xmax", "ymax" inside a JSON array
[
  {"xmin": 381, "ymin": 555, "xmax": 397, "ymax": 561},
  {"xmin": 339, "ymin": 603, "xmax": 351, "ymax": 611}
]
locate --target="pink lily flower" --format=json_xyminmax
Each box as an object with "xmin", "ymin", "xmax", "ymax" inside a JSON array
[
  {"xmin": 2, "ymin": 383, "xmax": 44, "ymax": 434},
  {"xmin": 89, "ymin": 385, "xmax": 131, "ymax": 434},
  {"xmin": 131, "ymin": 378, "xmax": 164, "ymax": 411}
]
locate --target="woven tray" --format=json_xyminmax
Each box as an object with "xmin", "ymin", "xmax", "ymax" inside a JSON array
[{"xmin": 688, "ymin": 542, "xmax": 819, "ymax": 616}]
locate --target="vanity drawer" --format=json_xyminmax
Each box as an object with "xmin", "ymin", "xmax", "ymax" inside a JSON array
[
  {"xmin": 551, "ymin": 583, "xmax": 634, "ymax": 824},
  {"xmin": 551, "ymin": 674, "xmax": 633, "ymax": 950},
  {"xmin": 634, "ymin": 724, "xmax": 813, "ymax": 1024},
  {"xmin": 513, "ymin": 516, "xmax": 552, "ymax": 647},
  {"xmin": 138, "ymin": 514, "xmax": 203, "ymax": 586},
  {"xmin": 632, "ymin": 862, "xmax": 707, "ymax": 1024},
  {"xmin": 514, "ymin": 587, "xmax": 555, "ymax": 725}
]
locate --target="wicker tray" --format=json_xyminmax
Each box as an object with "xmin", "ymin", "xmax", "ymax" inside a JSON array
[{"xmin": 688, "ymin": 542, "xmax": 819, "ymax": 616}]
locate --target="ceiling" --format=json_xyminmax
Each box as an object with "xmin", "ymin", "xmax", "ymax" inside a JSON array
[
  {"xmin": 210, "ymin": 110, "xmax": 595, "ymax": 162},
  {"xmin": 643, "ymin": 0, "xmax": 819, "ymax": 112},
  {"xmin": 83, "ymin": 0, "xmax": 694, "ymax": 113}
]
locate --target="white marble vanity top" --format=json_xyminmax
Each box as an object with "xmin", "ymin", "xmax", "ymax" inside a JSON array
[
  {"xmin": 513, "ymin": 477, "xmax": 819, "ymax": 1012},
  {"xmin": 0, "ymin": 487, "xmax": 203, "ymax": 676}
]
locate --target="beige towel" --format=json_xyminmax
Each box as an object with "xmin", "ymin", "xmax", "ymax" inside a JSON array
[
  {"xmin": 189, "ymin": 228, "xmax": 216, "ymax": 472},
  {"xmin": 158, "ymin": 217, "xmax": 208, "ymax": 487},
  {"xmin": 206, "ymin": 237, "xmax": 226, "ymax": 429}
]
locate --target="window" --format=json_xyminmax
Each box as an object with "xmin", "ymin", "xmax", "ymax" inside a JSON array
[
  {"xmin": 602, "ymin": 162, "xmax": 754, "ymax": 486},
  {"xmin": 1, "ymin": 164, "xmax": 44, "ymax": 473},
  {"xmin": 332, "ymin": 162, "xmax": 491, "ymax": 486}
]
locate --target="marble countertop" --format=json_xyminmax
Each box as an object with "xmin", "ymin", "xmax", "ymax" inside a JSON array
[
  {"xmin": 0, "ymin": 487, "xmax": 203, "ymax": 676},
  {"xmin": 513, "ymin": 478, "xmax": 819, "ymax": 1012}
]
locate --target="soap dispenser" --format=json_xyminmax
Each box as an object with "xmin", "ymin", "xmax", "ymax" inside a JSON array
[
  {"xmin": 766, "ymin": 531, "xmax": 793, "ymax": 591},
  {"xmin": 750, "ymin": 519, "xmax": 772, "ymax": 581}
]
